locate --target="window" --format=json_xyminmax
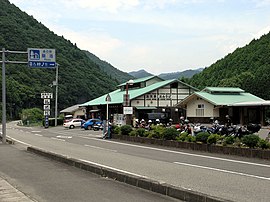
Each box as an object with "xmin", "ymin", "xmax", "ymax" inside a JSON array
[{"xmin": 196, "ymin": 104, "xmax": 204, "ymax": 117}]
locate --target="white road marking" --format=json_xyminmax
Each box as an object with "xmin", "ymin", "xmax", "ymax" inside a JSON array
[
  {"xmin": 80, "ymin": 136, "xmax": 270, "ymax": 168},
  {"xmin": 32, "ymin": 131, "xmax": 41, "ymax": 133},
  {"xmin": 51, "ymin": 137, "xmax": 66, "ymax": 142},
  {"xmin": 174, "ymin": 162, "xmax": 270, "ymax": 181},
  {"xmin": 56, "ymin": 135, "xmax": 72, "ymax": 139},
  {"xmin": 34, "ymin": 134, "xmax": 43, "ymax": 137},
  {"xmin": 79, "ymin": 159, "xmax": 149, "ymax": 179},
  {"xmin": 84, "ymin": 144, "xmax": 117, "ymax": 152}
]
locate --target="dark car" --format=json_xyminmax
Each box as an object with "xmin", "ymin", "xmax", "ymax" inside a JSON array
[{"xmin": 83, "ymin": 118, "xmax": 102, "ymax": 130}]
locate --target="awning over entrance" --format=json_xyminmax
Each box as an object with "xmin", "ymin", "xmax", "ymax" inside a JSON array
[{"xmin": 135, "ymin": 106, "xmax": 157, "ymax": 110}]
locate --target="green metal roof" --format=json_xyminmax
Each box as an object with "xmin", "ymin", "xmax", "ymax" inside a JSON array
[
  {"xmin": 81, "ymin": 79, "xmax": 196, "ymax": 106},
  {"xmin": 195, "ymin": 91, "xmax": 264, "ymax": 106},
  {"xmin": 203, "ymin": 87, "xmax": 245, "ymax": 93},
  {"xmin": 118, "ymin": 75, "xmax": 162, "ymax": 87}
]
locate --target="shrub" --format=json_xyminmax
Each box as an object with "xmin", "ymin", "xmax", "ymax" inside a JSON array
[
  {"xmin": 223, "ymin": 136, "xmax": 235, "ymax": 145},
  {"xmin": 242, "ymin": 134, "xmax": 260, "ymax": 148},
  {"xmin": 151, "ymin": 125, "xmax": 165, "ymax": 139},
  {"xmin": 112, "ymin": 125, "xmax": 120, "ymax": 135},
  {"xmin": 185, "ymin": 135, "xmax": 196, "ymax": 142},
  {"xmin": 233, "ymin": 137, "xmax": 242, "ymax": 147},
  {"xmin": 146, "ymin": 130, "xmax": 155, "ymax": 139},
  {"xmin": 136, "ymin": 128, "xmax": 146, "ymax": 137},
  {"xmin": 120, "ymin": 125, "xmax": 133, "ymax": 136},
  {"xmin": 196, "ymin": 132, "xmax": 210, "ymax": 144},
  {"xmin": 207, "ymin": 134, "xmax": 220, "ymax": 144},
  {"xmin": 258, "ymin": 139, "xmax": 270, "ymax": 149},
  {"xmin": 163, "ymin": 128, "xmax": 178, "ymax": 140},
  {"xmin": 176, "ymin": 132, "xmax": 188, "ymax": 142},
  {"xmin": 20, "ymin": 108, "xmax": 43, "ymax": 125},
  {"xmin": 129, "ymin": 130, "xmax": 137, "ymax": 137}
]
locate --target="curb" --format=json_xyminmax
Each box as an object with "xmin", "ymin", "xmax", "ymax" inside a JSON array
[
  {"xmin": 27, "ymin": 146, "xmax": 232, "ymax": 202},
  {"xmin": 0, "ymin": 136, "xmax": 14, "ymax": 144}
]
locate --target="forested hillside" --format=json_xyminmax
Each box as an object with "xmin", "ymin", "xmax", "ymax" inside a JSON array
[
  {"xmin": 187, "ymin": 32, "xmax": 270, "ymax": 100},
  {"xmin": 0, "ymin": 0, "xmax": 125, "ymax": 119},
  {"xmin": 159, "ymin": 68, "xmax": 203, "ymax": 80},
  {"xmin": 84, "ymin": 51, "xmax": 134, "ymax": 83}
]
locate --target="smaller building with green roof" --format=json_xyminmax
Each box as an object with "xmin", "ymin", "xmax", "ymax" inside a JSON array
[{"xmin": 177, "ymin": 87, "xmax": 268, "ymax": 125}]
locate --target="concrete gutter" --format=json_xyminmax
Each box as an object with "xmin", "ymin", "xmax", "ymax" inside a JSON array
[{"xmin": 27, "ymin": 146, "xmax": 232, "ymax": 202}]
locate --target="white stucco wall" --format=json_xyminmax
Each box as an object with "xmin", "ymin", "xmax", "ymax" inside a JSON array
[
  {"xmin": 186, "ymin": 97, "xmax": 215, "ymax": 117},
  {"xmin": 130, "ymin": 82, "xmax": 195, "ymax": 108}
]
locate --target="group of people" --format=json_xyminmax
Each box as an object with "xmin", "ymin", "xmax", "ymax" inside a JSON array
[{"xmin": 133, "ymin": 118, "xmax": 174, "ymax": 130}]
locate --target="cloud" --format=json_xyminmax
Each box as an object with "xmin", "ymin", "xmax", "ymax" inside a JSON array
[
  {"xmin": 253, "ymin": 26, "xmax": 270, "ymax": 39},
  {"xmin": 59, "ymin": 0, "xmax": 140, "ymax": 13}
]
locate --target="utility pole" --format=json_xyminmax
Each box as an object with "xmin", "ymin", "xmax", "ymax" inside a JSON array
[
  {"xmin": 54, "ymin": 64, "xmax": 59, "ymax": 126},
  {"xmin": 1, "ymin": 48, "xmax": 6, "ymax": 144}
]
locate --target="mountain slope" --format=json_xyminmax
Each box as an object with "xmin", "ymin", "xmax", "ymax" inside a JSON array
[
  {"xmin": 0, "ymin": 0, "xmax": 123, "ymax": 118},
  {"xmin": 188, "ymin": 32, "xmax": 270, "ymax": 100},
  {"xmin": 158, "ymin": 68, "xmax": 203, "ymax": 80},
  {"xmin": 129, "ymin": 69, "xmax": 153, "ymax": 78},
  {"xmin": 84, "ymin": 51, "xmax": 134, "ymax": 83}
]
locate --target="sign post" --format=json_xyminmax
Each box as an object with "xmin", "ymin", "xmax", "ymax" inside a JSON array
[
  {"xmin": 104, "ymin": 94, "xmax": 111, "ymax": 138},
  {"xmin": 41, "ymin": 93, "xmax": 53, "ymax": 128}
]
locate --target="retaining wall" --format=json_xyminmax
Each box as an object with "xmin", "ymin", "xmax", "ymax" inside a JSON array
[{"xmin": 112, "ymin": 135, "xmax": 270, "ymax": 160}]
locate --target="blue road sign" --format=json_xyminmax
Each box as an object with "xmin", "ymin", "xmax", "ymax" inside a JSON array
[{"xmin": 28, "ymin": 48, "xmax": 56, "ymax": 68}]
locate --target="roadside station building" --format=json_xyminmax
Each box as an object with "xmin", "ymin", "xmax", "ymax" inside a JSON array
[{"xmin": 80, "ymin": 76, "xmax": 198, "ymax": 125}]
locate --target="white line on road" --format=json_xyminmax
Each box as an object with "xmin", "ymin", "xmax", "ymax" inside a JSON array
[
  {"xmin": 31, "ymin": 131, "xmax": 41, "ymax": 133},
  {"xmin": 174, "ymin": 162, "xmax": 270, "ymax": 181},
  {"xmin": 81, "ymin": 136, "xmax": 270, "ymax": 168},
  {"xmin": 84, "ymin": 144, "xmax": 117, "ymax": 152},
  {"xmin": 51, "ymin": 137, "xmax": 66, "ymax": 142},
  {"xmin": 79, "ymin": 159, "xmax": 149, "ymax": 179},
  {"xmin": 34, "ymin": 134, "xmax": 43, "ymax": 137}
]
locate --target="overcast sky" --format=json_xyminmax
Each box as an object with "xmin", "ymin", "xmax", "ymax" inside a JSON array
[{"xmin": 9, "ymin": 0, "xmax": 270, "ymax": 75}]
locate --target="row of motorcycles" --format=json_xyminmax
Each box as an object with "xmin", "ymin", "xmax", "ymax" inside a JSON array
[
  {"xmin": 192, "ymin": 121, "xmax": 261, "ymax": 138},
  {"xmin": 135, "ymin": 118, "xmax": 261, "ymax": 138}
]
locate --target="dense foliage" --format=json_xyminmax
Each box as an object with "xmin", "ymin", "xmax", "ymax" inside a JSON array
[
  {"xmin": 84, "ymin": 51, "xmax": 133, "ymax": 83},
  {"xmin": 184, "ymin": 32, "xmax": 270, "ymax": 100},
  {"xmin": 0, "ymin": 0, "xmax": 127, "ymax": 120}
]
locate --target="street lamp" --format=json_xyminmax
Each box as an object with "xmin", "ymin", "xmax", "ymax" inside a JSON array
[
  {"xmin": 124, "ymin": 79, "xmax": 134, "ymax": 125},
  {"xmin": 125, "ymin": 79, "xmax": 134, "ymax": 106}
]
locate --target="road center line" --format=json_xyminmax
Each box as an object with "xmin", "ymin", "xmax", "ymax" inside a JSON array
[
  {"xmin": 79, "ymin": 136, "xmax": 270, "ymax": 168},
  {"xmin": 174, "ymin": 162, "xmax": 270, "ymax": 181},
  {"xmin": 84, "ymin": 144, "xmax": 117, "ymax": 152}
]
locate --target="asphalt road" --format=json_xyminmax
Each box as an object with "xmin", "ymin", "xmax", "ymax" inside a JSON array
[
  {"xmin": 5, "ymin": 122, "xmax": 270, "ymax": 202},
  {"xmin": 0, "ymin": 143, "xmax": 180, "ymax": 202}
]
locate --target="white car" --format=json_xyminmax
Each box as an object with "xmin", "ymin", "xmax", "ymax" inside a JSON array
[{"xmin": 63, "ymin": 118, "xmax": 83, "ymax": 129}]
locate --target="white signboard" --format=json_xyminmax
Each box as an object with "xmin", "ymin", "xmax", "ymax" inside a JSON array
[
  {"xmin": 123, "ymin": 107, "xmax": 133, "ymax": 115},
  {"xmin": 44, "ymin": 105, "xmax": 50, "ymax": 111},
  {"xmin": 44, "ymin": 111, "xmax": 50, "ymax": 116},
  {"xmin": 44, "ymin": 99, "xmax": 50, "ymax": 105},
  {"xmin": 41, "ymin": 93, "xmax": 53, "ymax": 99}
]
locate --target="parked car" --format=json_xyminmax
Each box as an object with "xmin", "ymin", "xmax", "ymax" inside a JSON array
[
  {"xmin": 63, "ymin": 118, "xmax": 83, "ymax": 129},
  {"xmin": 64, "ymin": 115, "xmax": 73, "ymax": 123},
  {"xmin": 83, "ymin": 118, "xmax": 102, "ymax": 130}
]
